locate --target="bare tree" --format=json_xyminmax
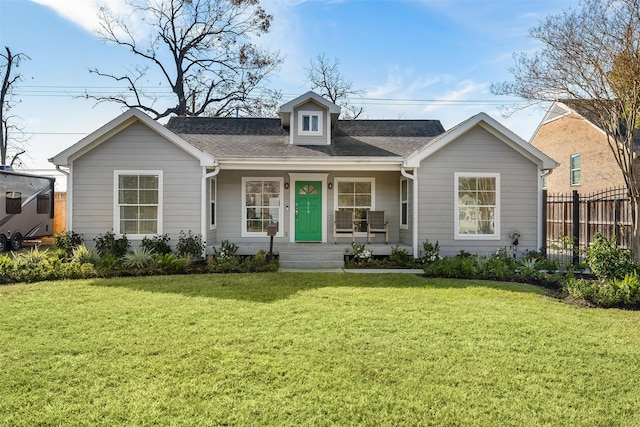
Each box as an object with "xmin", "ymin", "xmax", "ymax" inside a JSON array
[
  {"xmin": 87, "ymin": 0, "xmax": 282, "ymax": 119},
  {"xmin": 0, "ymin": 47, "xmax": 28, "ymax": 167},
  {"xmin": 306, "ymin": 54, "xmax": 364, "ymax": 119},
  {"xmin": 492, "ymin": 0, "xmax": 640, "ymax": 260}
]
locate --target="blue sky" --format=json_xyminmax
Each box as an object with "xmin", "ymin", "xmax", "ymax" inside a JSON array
[{"xmin": 1, "ymin": 0, "xmax": 579, "ymax": 172}]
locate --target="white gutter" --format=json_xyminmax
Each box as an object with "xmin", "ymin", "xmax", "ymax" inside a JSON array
[
  {"xmin": 201, "ymin": 165, "xmax": 220, "ymax": 257},
  {"xmin": 401, "ymin": 165, "xmax": 419, "ymax": 259}
]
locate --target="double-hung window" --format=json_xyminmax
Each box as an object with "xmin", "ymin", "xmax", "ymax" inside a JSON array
[
  {"xmin": 242, "ymin": 178, "xmax": 283, "ymax": 236},
  {"xmin": 335, "ymin": 178, "xmax": 374, "ymax": 232},
  {"xmin": 400, "ymin": 178, "xmax": 409, "ymax": 229},
  {"xmin": 298, "ymin": 111, "xmax": 322, "ymax": 135},
  {"xmin": 570, "ymin": 154, "xmax": 581, "ymax": 186},
  {"xmin": 115, "ymin": 171, "xmax": 162, "ymax": 237},
  {"xmin": 455, "ymin": 173, "xmax": 500, "ymax": 239}
]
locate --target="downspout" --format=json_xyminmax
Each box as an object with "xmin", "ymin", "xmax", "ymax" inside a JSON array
[
  {"xmin": 56, "ymin": 165, "xmax": 71, "ymax": 232},
  {"xmin": 401, "ymin": 165, "xmax": 419, "ymax": 259},
  {"xmin": 201, "ymin": 165, "xmax": 220, "ymax": 258}
]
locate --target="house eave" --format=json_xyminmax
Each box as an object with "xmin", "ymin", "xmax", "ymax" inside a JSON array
[{"xmin": 217, "ymin": 157, "xmax": 405, "ymax": 171}]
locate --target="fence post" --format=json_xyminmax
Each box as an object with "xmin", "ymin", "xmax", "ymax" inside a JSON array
[
  {"xmin": 572, "ymin": 190, "xmax": 580, "ymax": 265},
  {"xmin": 542, "ymin": 189, "xmax": 548, "ymax": 257}
]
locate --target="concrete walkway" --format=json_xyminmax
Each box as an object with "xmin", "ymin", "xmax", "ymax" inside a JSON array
[{"xmin": 279, "ymin": 268, "xmax": 424, "ymax": 274}]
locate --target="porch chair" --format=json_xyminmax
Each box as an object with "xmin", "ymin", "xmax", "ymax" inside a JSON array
[
  {"xmin": 367, "ymin": 210, "xmax": 389, "ymax": 244},
  {"xmin": 334, "ymin": 210, "xmax": 355, "ymax": 243}
]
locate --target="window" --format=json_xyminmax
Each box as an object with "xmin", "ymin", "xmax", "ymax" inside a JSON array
[
  {"xmin": 335, "ymin": 178, "xmax": 374, "ymax": 232},
  {"xmin": 37, "ymin": 194, "xmax": 50, "ymax": 214},
  {"xmin": 298, "ymin": 111, "xmax": 322, "ymax": 135},
  {"xmin": 115, "ymin": 171, "xmax": 162, "ymax": 237},
  {"xmin": 400, "ymin": 178, "xmax": 409, "ymax": 229},
  {"xmin": 6, "ymin": 192, "xmax": 21, "ymax": 214},
  {"xmin": 455, "ymin": 173, "xmax": 500, "ymax": 239},
  {"xmin": 570, "ymin": 154, "xmax": 581, "ymax": 186},
  {"xmin": 242, "ymin": 178, "xmax": 283, "ymax": 236},
  {"xmin": 210, "ymin": 178, "xmax": 217, "ymax": 229}
]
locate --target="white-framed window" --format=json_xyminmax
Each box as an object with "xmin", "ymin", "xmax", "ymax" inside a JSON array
[
  {"xmin": 454, "ymin": 173, "xmax": 500, "ymax": 239},
  {"xmin": 400, "ymin": 178, "xmax": 409, "ymax": 229},
  {"xmin": 210, "ymin": 177, "xmax": 217, "ymax": 229},
  {"xmin": 570, "ymin": 153, "xmax": 581, "ymax": 186},
  {"xmin": 335, "ymin": 177, "xmax": 375, "ymax": 233},
  {"xmin": 114, "ymin": 170, "xmax": 162, "ymax": 238},
  {"xmin": 298, "ymin": 110, "xmax": 323, "ymax": 136},
  {"xmin": 242, "ymin": 177, "xmax": 283, "ymax": 237}
]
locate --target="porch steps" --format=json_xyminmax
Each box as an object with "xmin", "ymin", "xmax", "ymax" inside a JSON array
[{"xmin": 277, "ymin": 244, "xmax": 346, "ymax": 269}]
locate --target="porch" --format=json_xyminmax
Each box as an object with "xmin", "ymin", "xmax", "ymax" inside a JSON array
[{"xmin": 210, "ymin": 241, "xmax": 415, "ymax": 270}]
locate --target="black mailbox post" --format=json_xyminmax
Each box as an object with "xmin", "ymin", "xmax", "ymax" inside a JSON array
[{"xmin": 267, "ymin": 222, "xmax": 277, "ymax": 260}]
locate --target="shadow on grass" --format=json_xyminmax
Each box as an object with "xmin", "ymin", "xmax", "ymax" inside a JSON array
[{"xmin": 88, "ymin": 272, "xmax": 550, "ymax": 303}]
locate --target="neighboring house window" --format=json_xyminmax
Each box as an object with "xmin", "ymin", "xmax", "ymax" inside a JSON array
[
  {"xmin": 400, "ymin": 178, "xmax": 408, "ymax": 229},
  {"xmin": 37, "ymin": 194, "xmax": 50, "ymax": 214},
  {"xmin": 335, "ymin": 178, "xmax": 375, "ymax": 232},
  {"xmin": 454, "ymin": 173, "xmax": 500, "ymax": 239},
  {"xmin": 6, "ymin": 192, "xmax": 21, "ymax": 214},
  {"xmin": 570, "ymin": 154, "xmax": 581, "ymax": 186},
  {"xmin": 210, "ymin": 178, "xmax": 217, "ymax": 229},
  {"xmin": 298, "ymin": 111, "xmax": 323, "ymax": 136},
  {"xmin": 242, "ymin": 177, "xmax": 283, "ymax": 236},
  {"xmin": 115, "ymin": 171, "xmax": 162, "ymax": 237}
]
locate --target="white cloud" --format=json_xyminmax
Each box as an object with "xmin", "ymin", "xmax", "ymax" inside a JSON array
[{"xmin": 30, "ymin": 0, "xmax": 130, "ymax": 33}]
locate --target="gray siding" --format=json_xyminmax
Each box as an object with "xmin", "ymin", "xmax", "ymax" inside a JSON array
[
  {"xmin": 417, "ymin": 126, "xmax": 540, "ymax": 257},
  {"xmin": 72, "ymin": 121, "xmax": 202, "ymax": 248},
  {"xmin": 292, "ymin": 101, "xmax": 329, "ymax": 145}
]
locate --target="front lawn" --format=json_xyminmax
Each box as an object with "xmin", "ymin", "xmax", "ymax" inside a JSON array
[{"xmin": 2, "ymin": 273, "xmax": 640, "ymax": 426}]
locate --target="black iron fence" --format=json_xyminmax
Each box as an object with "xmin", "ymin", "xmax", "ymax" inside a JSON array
[{"xmin": 543, "ymin": 187, "xmax": 632, "ymax": 264}]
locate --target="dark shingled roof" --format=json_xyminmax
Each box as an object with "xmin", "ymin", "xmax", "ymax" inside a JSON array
[{"xmin": 165, "ymin": 117, "xmax": 445, "ymax": 159}]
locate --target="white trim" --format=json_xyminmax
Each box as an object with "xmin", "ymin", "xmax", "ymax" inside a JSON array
[
  {"xmin": 400, "ymin": 177, "xmax": 409, "ymax": 230},
  {"xmin": 241, "ymin": 177, "xmax": 284, "ymax": 238},
  {"xmin": 401, "ymin": 166, "xmax": 418, "ymax": 259},
  {"xmin": 288, "ymin": 173, "xmax": 329, "ymax": 243},
  {"xmin": 298, "ymin": 110, "xmax": 323, "ymax": 136},
  {"xmin": 113, "ymin": 170, "xmax": 163, "ymax": 239},
  {"xmin": 333, "ymin": 177, "xmax": 376, "ymax": 236},
  {"xmin": 454, "ymin": 172, "xmax": 500, "ymax": 240}
]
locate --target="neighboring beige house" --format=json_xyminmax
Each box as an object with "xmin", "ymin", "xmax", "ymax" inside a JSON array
[
  {"xmin": 531, "ymin": 101, "xmax": 636, "ymax": 194},
  {"xmin": 50, "ymin": 92, "xmax": 557, "ymax": 268}
]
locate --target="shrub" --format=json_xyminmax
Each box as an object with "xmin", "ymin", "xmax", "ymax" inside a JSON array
[
  {"xmin": 0, "ymin": 255, "xmax": 14, "ymax": 284},
  {"xmin": 156, "ymin": 253, "xmax": 187, "ymax": 273},
  {"xmin": 518, "ymin": 257, "xmax": 540, "ymax": 278},
  {"xmin": 422, "ymin": 240, "xmax": 440, "ymax": 264},
  {"xmin": 423, "ymin": 255, "xmax": 479, "ymax": 278},
  {"xmin": 584, "ymin": 233, "xmax": 634, "ymax": 281},
  {"xmin": 123, "ymin": 248, "xmax": 156, "ymax": 269},
  {"xmin": 208, "ymin": 240, "xmax": 241, "ymax": 273},
  {"xmin": 71, "ymin": 245, "xmax": 100, "ymax": 265},
  {"xmin": 351, "ymin": 242, "xmax": 373, "ymax": 265},
  {"xmin": 388, "ymin": 246, "xmax": 414, "ymax": 267},
  {"xmin": 176, "ymin": 230, "xmax": 206, "ymax": 259},
  {"xmin": 53, "ymin": 231, "xmax": 84, "ymax": 257},
  {"xmin": 94, "ymin": 231, "xmax": 130, "ymax": 258},
  {"xmin": 141, "ymin": 234, "xmax": 172, "ymax": 255},
  {"xmin": 566, "ymin": 272, "xmax": 640, "ymax": 308}
]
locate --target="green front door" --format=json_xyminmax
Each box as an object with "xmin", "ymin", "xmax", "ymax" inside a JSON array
[{"xmin": 295, "ymin": 181, "xmax": 322, "ymax": 241}]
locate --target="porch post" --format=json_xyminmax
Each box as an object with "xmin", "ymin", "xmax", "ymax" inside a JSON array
[{"xmin": 401, "ymin": 166, "xmax": 419, "ymax": 259}]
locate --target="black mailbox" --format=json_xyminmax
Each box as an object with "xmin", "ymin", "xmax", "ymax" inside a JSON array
[{"xmin": 267, "ymin": 222, "xmax": 277, "ymax": 237}]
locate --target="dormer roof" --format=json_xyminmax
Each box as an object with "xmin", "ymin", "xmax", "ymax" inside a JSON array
[{"xmin": 278, "ymin": 91, "xmax": 341, "ymax": 128}]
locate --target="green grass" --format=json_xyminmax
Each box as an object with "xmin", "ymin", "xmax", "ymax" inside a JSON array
[{"xmin": 2, "ymin": 273, "xmax": 640, "ymax": 426}]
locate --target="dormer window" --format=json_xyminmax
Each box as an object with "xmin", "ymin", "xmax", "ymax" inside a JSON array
[{"xmin": 298, "ymin": 111, "xmax": 323, "ymax": 136}]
